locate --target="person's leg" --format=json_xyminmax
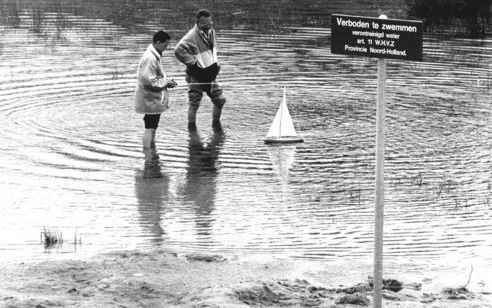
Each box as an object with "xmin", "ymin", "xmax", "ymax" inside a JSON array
[
  {"xmin": 211, "ymin": 106, "xmax": 223, "ymax": 131},
  {"xmin": 207, "ymin": 81, "xmax": 226, "ymax": 128},
  {"xmin": 188, "ymin": 82, "xmax": 203, "ymax": 131},
  {"xmin": 143, "ymin": 147, "xmax": 159, "ymax": 161},
  {"xmin": 212, "ymin": 105, "xmax": 222, "ymax": 123},
  {"xmin": 188, "ymin": 105, "xmax": 199, "ymax": 131},
  {"xmin": 150, "ymin": 129, "xmax": 157, "ymax": 147},
  {"xmin": 143, "ymin": 129, "xmax": 155, "ymax": 148},
  {"xmin": 143, "ymin": 114, "xmax": 160, "ymax": 148}
]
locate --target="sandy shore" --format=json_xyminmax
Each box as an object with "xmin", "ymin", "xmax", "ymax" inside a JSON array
[{"xmin": 0, "ymin": 250, "xmax": 491, "ymax": 307}]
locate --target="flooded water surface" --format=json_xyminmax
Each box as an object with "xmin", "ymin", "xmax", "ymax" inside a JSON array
[{"xmin": 0, "ymin": 7, "xmax": 491, "ymax": 269}]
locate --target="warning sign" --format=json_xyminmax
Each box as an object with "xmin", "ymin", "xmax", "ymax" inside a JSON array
[{"xmin": 331, "ymin": 14, "xmax": 423, "ymax": 61}]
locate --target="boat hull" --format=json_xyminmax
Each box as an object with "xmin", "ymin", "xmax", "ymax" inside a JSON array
[{"xmin": 264, "ymin": 136, "xmax": 304, "ymax": 144}]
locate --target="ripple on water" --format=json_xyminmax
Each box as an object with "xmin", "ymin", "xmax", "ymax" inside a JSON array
[{"xmin": 0, "ymin": 13, "xmax": 490, "ymax": 263}]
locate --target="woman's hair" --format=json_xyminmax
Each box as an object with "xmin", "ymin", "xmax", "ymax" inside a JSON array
[{"xmin": 153, "ymin": 31, "xmax": 171, "ymax": 43}]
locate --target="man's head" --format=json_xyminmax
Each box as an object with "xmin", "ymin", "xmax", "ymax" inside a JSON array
[
  {"xmin": 152, "ymin": 31, "xmax": 171, "ymax": 53},
  {"xmin": 196, "ymin": 9, "xmax": 213, "ymax": 33}
]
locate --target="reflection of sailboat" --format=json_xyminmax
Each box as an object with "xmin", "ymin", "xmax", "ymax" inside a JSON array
[
  {"xmin": 267, "ymin": 145, "xmax": 296, "ymax": 183},
  {"xmin": 264, "ymin": 87, "xmax": 304, "ymax": 144}
]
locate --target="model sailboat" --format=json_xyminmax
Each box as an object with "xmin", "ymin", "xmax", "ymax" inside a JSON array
[{"xmin": 264, "ymin": 88, "xmax": 304, "ymax": 144}]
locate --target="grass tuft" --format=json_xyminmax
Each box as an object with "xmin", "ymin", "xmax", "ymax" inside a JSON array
[{"xmin": 40, "ymin": 227, "xmax": 63, "ymax": 248}]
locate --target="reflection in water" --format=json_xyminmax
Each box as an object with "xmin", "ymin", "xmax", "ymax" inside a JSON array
[
  {"xmin": 267, "ymin": 145, "xmax": 296, "ymax": 183},
  {"xmin": 0, "ymin": 7, "xmax": 490, "ymax": 263},
  {"xmin": 180, "ymin": 129, "xmax": 225, "ymax": 238},
  {"xmin": 134, "ymin": 148, "xmax": 169, "ymax": 246}
]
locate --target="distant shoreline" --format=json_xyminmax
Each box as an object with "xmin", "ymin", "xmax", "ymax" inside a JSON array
[{"xmin": 2, "ymin": 0, "xmax": 488, "ymax": 37}]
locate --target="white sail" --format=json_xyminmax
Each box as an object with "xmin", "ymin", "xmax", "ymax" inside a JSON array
[{"xmin": 266, "ymin": 88, "xmax": 299, "ymax": 138}]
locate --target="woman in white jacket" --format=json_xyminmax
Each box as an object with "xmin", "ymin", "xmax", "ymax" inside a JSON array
[{"xmin": 135, "ymin": 31, "xmax": 177, "ymax": 148}]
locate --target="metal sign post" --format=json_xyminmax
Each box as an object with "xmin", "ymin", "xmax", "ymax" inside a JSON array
[
  {"xmin": 330, "ymin": 13, "xmax": 423, "ymax": 308},
  {"xmin": 373, "ymin": 54, "xmax": 386, "ymax": 308},
  {"xmin": 374, "ymin": 15, "xmax": 388, "ymax": 308}
]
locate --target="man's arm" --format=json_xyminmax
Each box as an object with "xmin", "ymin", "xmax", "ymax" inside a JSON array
[
  {"xmin": 174, "ymin": 42, "xmax": 198, "ymax": 67},
  {"xmin": 138, "ymin": 57, "xmax": 171, "ymax": 91}
]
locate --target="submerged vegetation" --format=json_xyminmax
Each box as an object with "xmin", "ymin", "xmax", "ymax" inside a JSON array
[{"xmin": 1, "ymin": 0, "xmax": 489, "ymax": 35}]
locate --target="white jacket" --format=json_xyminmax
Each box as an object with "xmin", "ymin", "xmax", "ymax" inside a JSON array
[{"xmin": 135, "ymin": 44, "xmax": 169, "ymax": 114}]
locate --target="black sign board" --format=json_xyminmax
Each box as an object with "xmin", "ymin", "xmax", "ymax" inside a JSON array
[{"xmin": 331, "ymin": 14, "xmax": 423, "ymax": 61}]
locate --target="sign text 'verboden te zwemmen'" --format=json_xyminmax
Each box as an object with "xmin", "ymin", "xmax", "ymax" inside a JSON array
[{"xmin": 331, "ymin": 14, "xmax": 423, "ymax": 61}]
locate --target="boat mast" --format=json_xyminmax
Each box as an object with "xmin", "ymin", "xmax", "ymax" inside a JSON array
[{"xmin": 279, "ymin": 88, "xmax": 286, "ymax": 138}]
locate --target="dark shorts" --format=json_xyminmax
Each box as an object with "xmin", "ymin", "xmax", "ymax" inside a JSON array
[{"xmin": 143, "ymin": 114, "xmax": 161, "ymax": 129}]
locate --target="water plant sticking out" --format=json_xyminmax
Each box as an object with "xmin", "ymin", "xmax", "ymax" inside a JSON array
[
  {"xmin": 73, "ymin": 229, "xmax": 82, "ymax": 246},
  {"xmin": 40, "ymin": 227, "xmax": 63, "ymax": 248}
]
